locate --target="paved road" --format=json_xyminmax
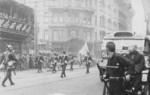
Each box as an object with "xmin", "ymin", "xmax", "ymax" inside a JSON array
[{"xmin": 0, "ymin": 67, "xmax": 103, "ymax": 95}]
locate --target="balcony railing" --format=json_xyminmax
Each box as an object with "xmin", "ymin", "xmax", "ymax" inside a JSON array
[
  {"xmin": 49, "ymin": 22, "xmax": 95, "ymax": 29},
  {"xmin": 49, "ymin": 5, "xmax": 96, "ymax": 13}
]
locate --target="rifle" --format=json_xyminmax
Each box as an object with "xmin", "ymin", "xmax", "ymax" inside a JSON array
[{"xmin": 96, "ymin": 64, "xmax": 110, "ymax": 93}]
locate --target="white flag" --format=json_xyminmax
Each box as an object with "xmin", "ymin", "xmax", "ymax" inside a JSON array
[{"xmin": 78, "ymin": 42, "xmax": 89, "ymax": 55}]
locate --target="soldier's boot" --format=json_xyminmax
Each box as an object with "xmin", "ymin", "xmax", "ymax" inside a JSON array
[
  {"xmin": 11, "ymin": 82, "xmax": 15, "ymax": 86},
  {"xmin": 2, "ymin": 84, "xmax": 6, "ymax": 87},
  {"xmin": 61, "ymin": 74, "xmax": 63, "ymax": 78},
  {"xmin": 8, "ymin": 76, "xmax": 15, "ymax": 86},
  {"xmin": 2, "ymin": 75, "xmax": 8, "ymax": 87},
  {"xmin": 64, "ymin": 72, "xmax": 66, "ymax": 77}
]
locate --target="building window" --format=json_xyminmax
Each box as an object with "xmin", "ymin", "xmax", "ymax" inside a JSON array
[
  {"xmin": 100, "ymin": 0, "xmax": 105, "ymax": 11},
  {"xmin": 86, "ymin": 0, "xmax": 91, "ymax": 8},
  {"xmin": 100, "ymin": 16, "xmax": 105, "ymax": 27},
  {"xmin": 75, "ymin": 0, "xmax": 79, "ymax": 7},
  {"xmin": 91, "ymin": 0, "xmax": 96, "ymax": 9},
  {"xmin": 113, "ymin": 9, "xmax": 117, "ymax": 14},
  {"xmin": 87, "ymin": 31, "xmax": 91, "ymax": 41},
  {"xmin": 107, "ymin": 19, "xmax": 112, "ymax": 29},
  {"xmin": 49, "ymin": 12, "xmax": 53, "ymax": 23},
  {"xmin": 95, "ymin": 15, "xmax": 97, "ymax": 26},
  {"xmin": 53, "ymin": 30, "xmax": 59, "ymax": 41},
  {"xmin": 80, "ymin": 0, "xmax": 86, "ymax": 8},
  {"xmin": 84, "ymin": 31, "xmax": 87, "ymax": 41},
  {"xmin": 63, "ymin": 0, "xmax": 69, "ymax": 7},
  {"xmin": 95, "ymin": 32, "xmax": 97, "ymax": 41},
  {"xmin": 87, "ymin": 17, "xmax": 92, "ymax": 25},
  {"xmin": 48, "ymin": 0, "xmax": 59, "ymax": 7},
  {"xmin": 58, "ymin": 15, "xmax": 64, "ymax": 23}
]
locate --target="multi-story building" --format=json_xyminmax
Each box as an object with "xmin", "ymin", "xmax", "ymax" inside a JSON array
[
  {"xmin": 116, "ymin": 0, "xmax": 134, "ymax": 31},
  {"xmin": 0, "ymin": 0, "xmax": 34, "ymax": 54},
  {"xmin": 142, "ymin": 0, "xmax": 150, "ymax": 35},
  {"xmin": 15, "ymin": 0, "xmax": 134, "ymax": 56}
]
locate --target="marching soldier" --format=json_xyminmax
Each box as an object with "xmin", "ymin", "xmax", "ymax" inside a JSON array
[
  {"xmin": 70, "ymin": 56, "xmax": 74, "ymax": 71},
  {"xmin": 61, "ymin": 55, "xmax": 68, "ymax": 78},
  {"xmin": 36, "ymin": 53, "xmax": 44, "ymax": 73},
  {"xmin": 0, "ymin": 48, "xmax": 10, "ymax": 74},
  {"xmin": 52, "ymin": 56, "xmax": 57, "ymax": 73},
  {"xmin": 83, "ymin": 53, "xmax": 92, "ymax": 74},
  {"xmin": 1, "ymin": 45, "xmax": 18, "ymax": 87}
]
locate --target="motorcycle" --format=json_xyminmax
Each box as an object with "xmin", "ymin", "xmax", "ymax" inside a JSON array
[{"xmin": 97, "ymin": 62, "xmax": 150, "ymax": 95}]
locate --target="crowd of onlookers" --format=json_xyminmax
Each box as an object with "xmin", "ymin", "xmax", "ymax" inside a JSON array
[
  {"xmin": 0, "ymin": 51, "xmax": 98, "ymax": 72},
  {"xmin": 0, "ymin": 53, "xmax": 79, "ymax": 71}
]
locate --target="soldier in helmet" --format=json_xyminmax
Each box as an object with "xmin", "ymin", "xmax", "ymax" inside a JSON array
[
  {"xmin": 61, "ymin": 55, "xmax": 68, "ymax": 78},
  {"xmin": 1, "ymin": 45, "xmax": 18, "ymax": 87},
  {"xmin": 83, "ymin": 52, "xmax": 92, "ymax": 74},
  {"xmin": 36, "ymin": 52, "xmax": 44, "ymax": 73}
]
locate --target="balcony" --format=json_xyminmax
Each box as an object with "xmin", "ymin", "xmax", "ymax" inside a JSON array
[
  {"xmin": 49, "ymin": 22, "xmax": 95, "ymax": 29},
  {"xmin": 49, "ymin": 6, "xmax": 96, "ymax": 13}
]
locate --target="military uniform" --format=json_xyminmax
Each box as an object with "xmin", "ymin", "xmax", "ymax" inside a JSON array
[
  {"xmin": 0, "ymin": 51, "xmax": 9, "ymax": 73},
  {"xmin": 52, "ymin": 57, "xmax": 57, "ymax": 73},
  {"xmin": 70, "ymin": 56, "xmax": 74, "ymax": 71},
  {"xmin": 1, "ymin": 52, "xmax": 18, "ymax": 87},
  {"xmin": 61, "ymin": 56, "xmax": 68, "ymax": 78},
  {"xmin": 36, "ymin": 55, "xmax": 44, "ymax": 73},
  {"xmin": 83, "ymin": 55, "xmax": 92, "ymax": 74},
  {"xmin": 106, "ymin": 53, "xmax": 134, "ymax": 95}
]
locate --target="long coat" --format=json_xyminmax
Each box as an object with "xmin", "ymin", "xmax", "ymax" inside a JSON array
[
  {"xmin": 125, "ymin": 51, "xmax": 145, "ymax": 73},
  {"xmin": 106, "ymin": 53, "xmax": 134, "ymax": 94}
]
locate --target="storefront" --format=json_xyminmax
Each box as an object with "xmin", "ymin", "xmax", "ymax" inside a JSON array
[{"xmin": 0, "ymin": 0, "xmax": 34, "ymax": 54}]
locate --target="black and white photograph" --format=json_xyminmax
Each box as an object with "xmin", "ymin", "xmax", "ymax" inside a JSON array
[{"xmin": 0, "ymin": 0, "xmax": 150, "ymax": 95}]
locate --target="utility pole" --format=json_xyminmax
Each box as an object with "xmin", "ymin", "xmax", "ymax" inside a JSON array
[{"xmin": 34, "ymin": 2, "xmax": 38, "ymax": 57}]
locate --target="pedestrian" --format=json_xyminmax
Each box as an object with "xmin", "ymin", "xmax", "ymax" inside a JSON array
[
  {"xmin": 1, "ymin": 45, "xmax": 18, "ymax": 87},
  {"xmin": 36, "ymin": 53, "xmax": 44, "ymax": 73},
  {"xmin": 61, "ymin": 55, "xmax": 68, "ymax": 78},
  {"xmin": 104, "ymin": 42, "xmax": 134, "ymax": 95}
]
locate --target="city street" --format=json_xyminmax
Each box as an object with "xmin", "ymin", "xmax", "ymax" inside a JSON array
[{"xmin": 0, "ymin": 67, "xmax": 103, "ymax": 95}]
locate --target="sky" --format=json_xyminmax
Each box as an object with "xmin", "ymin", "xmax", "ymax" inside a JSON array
[{"xmin": 131, "ymin": 0, "xmax": 146, "ymax": 35}]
